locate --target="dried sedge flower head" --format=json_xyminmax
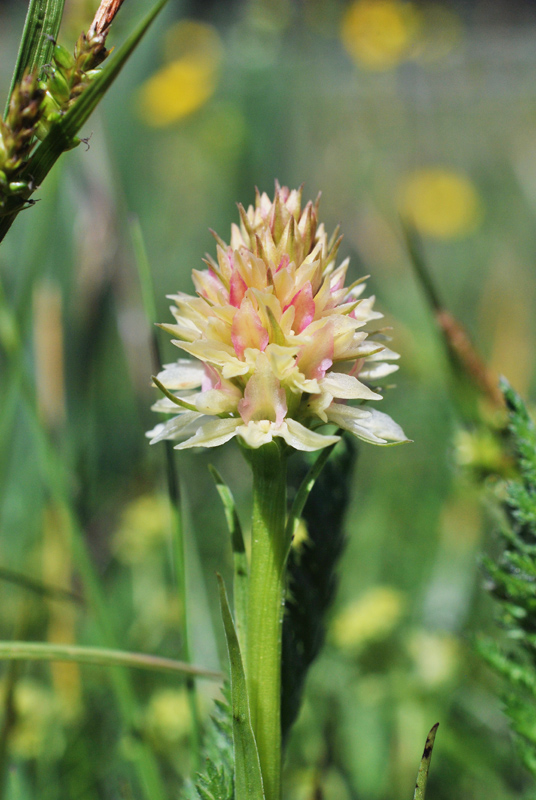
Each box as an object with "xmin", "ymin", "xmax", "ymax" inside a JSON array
[{"xmin": 148, "ymin": 184, "xmax": 408, "ymax": 452}]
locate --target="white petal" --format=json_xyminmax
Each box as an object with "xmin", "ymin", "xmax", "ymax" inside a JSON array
[
  {"xmin": 326, "ymin": 403, "xmax": 409, "ymax": 445},
  {"xmin": 236, "ymin": 421, "xmax": 275, "ymax": 448},
  {"xmin": 156, "ymin": 360, "xmax": 205, "ymax": 390},
  {"xmin": 175, "ymin": 418, "xmax": 241, "ymax": 449},
  {"xmin": 151, "ymin": 397, "xmax": 185, "ymax": 413},
  {"xmin": 365, "ymin": 344, "xmax": 400, "ymax": 362},
  {"xmin": 279, "ymin": 419, "xmax": 340, "ymax": 451},
  {"xmin": 358, "ymin": 363, "xmax": 399, "ymax": 380},
  {"xmin": 147, "ymin": 411, "xmax": 206, "ymax": 444},
  {"xmin": 320, "ymin": 372, "xmax": 382, "ymax": 401}
]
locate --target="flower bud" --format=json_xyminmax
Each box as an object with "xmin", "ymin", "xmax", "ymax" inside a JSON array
[{"xmin": 53, "ymin": 43, "xmax": 75, "ymax": 72}]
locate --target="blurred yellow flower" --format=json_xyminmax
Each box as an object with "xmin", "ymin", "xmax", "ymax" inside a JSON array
[
  {"xmin": 341, "ymin": 0, "xmax": 420, "ymax": 70},
  {"xmin": 400, "ymin": 167, "xmax": 482, "ymax": 238},
  {"xmin": 145, "ymin": 688, "xmax": 192, "ymax": 749},
  {"xmin": 408, "ymin": 630, "xmax": 459, "ymax": 687},
  {"xmin": 112, "ymin": 494, "xmax": 169, "ymax": 564},
  {"xmin": 1, "ymin": 678, "xmax": 65, "ymax": 760},
  {"xmin": 454, "ymin": 427, "xmax": 510, "ymax": 477},
  {"xmin": 138, "ymin": 20, "xmax": 223, "ymax": 127},
  {"xmin": 331, "ymin": 586, "xmax": 405, "ymax": 652}
]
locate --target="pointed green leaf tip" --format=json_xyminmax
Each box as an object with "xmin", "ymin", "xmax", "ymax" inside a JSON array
[
  {"xmin": 217, "ymin": 574, "xmax": 265, "ymax": 800},
  {"xmin": 413, "ymin": 723, "xmax": 439, "ymax": 800},
  {"xmin": 209, "ymin": 466, "xmax": 248, "ymax": 652}
]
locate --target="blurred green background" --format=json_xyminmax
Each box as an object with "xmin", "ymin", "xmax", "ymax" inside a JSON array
[{"xmin": 1, "ymin": 0, "xmax": 536, "ymax": 798}]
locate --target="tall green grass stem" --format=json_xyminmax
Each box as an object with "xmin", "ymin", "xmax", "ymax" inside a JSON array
[
  {"xmin": 245, "ymin": 442, "xmax": 289, "ymax": 800},
  {"xmin": 130, "ymin": 216, "xmax": 201, "ymax": 769}
]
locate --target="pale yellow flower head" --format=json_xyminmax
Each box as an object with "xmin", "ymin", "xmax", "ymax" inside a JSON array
[{"xmin": 148, "ymin": 184, "xmax": 407, "ymax": 452}]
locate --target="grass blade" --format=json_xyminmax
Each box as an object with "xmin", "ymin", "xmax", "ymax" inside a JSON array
[
  {"xmin": 0, "ymin": 565, "xmax": 83, "ymax": 604},
  {"xmin": 403, "ymin": 222, "xmax": 502, "ymax": 410},
  {"xmin": 4, "ymin": 0, "xmax": 65, "ymax": 117},
  {"xmin": 217, "ymin": 574, "xmax": 265, "ymax": 800},
  {"xmin": 413, "ymin": 723, "xmax": 439, "ymax": 800},
  {"xmin": 130, "ymin": 215, "xmax": 202, "ymax": 769},
  {"xmin": 0, "ymin": 641, "xmax": 222, "ymax": 679},
  {"xmin": 209, "ymin": 465, "xmax": 248, "ymax": 651}
]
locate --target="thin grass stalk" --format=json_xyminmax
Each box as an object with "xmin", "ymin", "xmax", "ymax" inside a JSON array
[
  {"xmin": 0, "ymin": 601, "xmax": 32, "ymax": 800},
  {"xmin": 0, "ymin": 168, "xmax": 61, "ymax": 516},
  {"xmin": 0, "ymin": 642, "xmax": 221, "ymax": 679},
  {"xmin": 0, "ymin": 659, "xmax": 19, "ymax": 800},
  {"xmin": 0, "ymin": 566, "xmax": 83, "ymax": 604},
  {"xmin": 130, "ymin": 217, "xmax": 201, "ymax": 768}
]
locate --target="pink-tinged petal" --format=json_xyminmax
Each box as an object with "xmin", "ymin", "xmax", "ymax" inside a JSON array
[
  {"xmin": 238, "ymin": 352, "xmax": 287, "ymax": 424},
  {"xmin": 297, "ymin": 323, "xmax": 334, "ymax": 381},
  {"xmin": 229, "ymin": 268, "xmax": 247, "ymax": 307},
  {"xmin": 191, "ymin": 269, "xmax": 225, "ymax": 303},
  {"xmin": 202, "ymin": 364, "xmax": 220, "ymax": 391},
  {"xmin": 231, "ymin": 296, "xmax": 269, "ymax": 359},
  {"xmin": 284, "ymin": 281, "xmax": 315, "ymax": 333},
  {"xmin": 276, "ymin": 254, "xmax": 289, "ymax": 273}
]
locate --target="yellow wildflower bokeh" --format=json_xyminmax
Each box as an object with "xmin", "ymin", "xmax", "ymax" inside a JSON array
[
  {"xmin": 408, "ymin": 630, "xmax": 460, "ymax": 687},
  {"xmin": 341, "ymin": 0, "xmax": 420, "ymax": 70},
  {"xmin": 330, "ymin": 586, "xmax": 405, "ymax": 652},
  {"xmin": 138, "ymin": 20, "xmax": 223, "ymax": 127},
  {"xmin": 112, "ymin": 494, "xmax": 169, "ymax": 565},
  {"xmin": 145, "ymin": 688, "xmax": 192, "ymax": 750},
  {"xmin": 1, "ymin": 678, "xmax": 65, "ymax": 760},
  {"xmin": 400, "ymin": 167, "xmax": 482, "ymax": 239}
]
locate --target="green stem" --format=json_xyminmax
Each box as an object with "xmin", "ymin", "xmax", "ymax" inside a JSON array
[
  {"xmin": 245, "ymin": 442, "xmax": 289, "ymax": 800},
  {"xmin": 130, "ymin": 217, "xmax": 202, "ymax": 769}
]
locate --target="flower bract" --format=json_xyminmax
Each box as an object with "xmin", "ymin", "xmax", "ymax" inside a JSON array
[{"xmin": 148, "ymin": 184, "xmax": 407, "ymax": 451}]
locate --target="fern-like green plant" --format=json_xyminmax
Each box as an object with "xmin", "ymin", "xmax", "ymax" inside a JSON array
[
  {"xmin": 477, "ymin": 379, "xmax": 536, "ymax": 776},
  {"xmin": 184, "ymin": 686, "xmax": 234, "ymax": 800}
]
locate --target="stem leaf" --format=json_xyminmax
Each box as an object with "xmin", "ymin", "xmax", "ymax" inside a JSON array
[
  {"xmin": 209, "ymin": 465, "xmax": 248, "ymax": 650},
  {"xmin": 217, "ymin": 575, "xmax": 265, "ymax": 800}
]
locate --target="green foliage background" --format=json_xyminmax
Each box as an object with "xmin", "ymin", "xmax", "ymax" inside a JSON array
[{"xmin": 1, "ymin": 1, "xmax": 536, "ymax": 798}]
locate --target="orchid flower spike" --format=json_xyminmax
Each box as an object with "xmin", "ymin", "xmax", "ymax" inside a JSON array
[{"xmin": 148, "ymin": 183, "xmax": 408, "ymax": 452}]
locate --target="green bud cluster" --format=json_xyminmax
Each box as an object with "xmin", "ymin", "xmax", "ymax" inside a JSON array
[
  {"xmin": 0, "ymin": 32, "xmax": 110, "ymax": 211},
  {"xmin": 36, "ymin": 33, "xmax": 109, "ymax": 139},
  {"xmin": 0, "ymin": 71, "xmax": 45, "ymax": 210}
]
